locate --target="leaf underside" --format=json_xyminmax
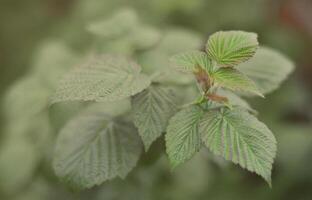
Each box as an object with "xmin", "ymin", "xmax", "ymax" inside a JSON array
[
  {"xmin": 51, "ymin": 54, "xmax": 150, "ymax": 104},
  {"xmin": 237, "ymin": 47, "xmax": 295, "ymax": 95},
  {"xmin": 200, "ymin": 108, "xmax": 276, "ymax": 185},
  {"xmin": 132, "ymin": 84, "xmax": 179, "ymax": 150},
  {"xmin": 53, "ymin": 111, "xmax": 142, "ymax": 189}
]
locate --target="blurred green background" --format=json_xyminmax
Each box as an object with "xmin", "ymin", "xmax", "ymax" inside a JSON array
[{"xmin": 0, "ymin": 0, "xmax": 312, "ymax": 199}]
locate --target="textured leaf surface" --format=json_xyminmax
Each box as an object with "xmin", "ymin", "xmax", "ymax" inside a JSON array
[
  {"xmin": 51, "ymin": 55, "xmax": 150, "ymax": 104},
  {"xmin": 200, "ymin": 108, "xmax": 276, "ymax": 185},
  {"xmin": 132, "ymin": 84, "xmax": 179, "ymax": 150},
  {"xmin": 53, "ymin": 111, "xmax": 142, "ymax": 189},
  {"xmin": 170, "ymin": 51, "xmax": 212, "ymax": 72},
  {"xmin": 206, "ymin": 31, "xmax": 258, "ymax": 67},
  {"xmin": 237, "ymin": 47, "xmax": 295, "ymax": 94},
  {"xmin": 166, "ymin": 105, "xmax": 203, "ymax": 168},
  {"xmin": 212, "ymin": 68, "xmax": 263, "ymax": 97}
]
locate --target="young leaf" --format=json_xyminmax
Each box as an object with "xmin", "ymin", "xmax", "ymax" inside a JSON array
[
  {"xmin": 212, "ymin": 68, "xmax": 263, "ymax": 97},
  {"xmin": 206, "ymin": 31, "xmax": 258, "ymax": 67},
  {"xmin": 132, "ymin": 84, "xmax": 179, "ymax": 151},
  {"xmin": 170, "ymin": 51, "xmax": 212, "ymax": 72},
  {"xmin": 200, "ymin": 108, "xmax": 276, "ymax": 185},
  {"xmin": 51, "ymin": 55, "xmax": 150, "ymax": 104},
  {"xmin": 237, "ymin": 47, "xmax": 295, "ymax": 95},
  {"xmin": 53, "ymin": 111, "xmax": 142, "ymax": 189},
  {"xmin": 165, "ymin": 105, "xmax": 204, "ymax": 168}
]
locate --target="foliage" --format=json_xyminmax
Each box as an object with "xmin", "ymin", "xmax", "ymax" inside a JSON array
[
  {"xmin": 1, "ymin": 4, "xmax": 304, "ymax": 200},
  {"xmin": 49, "ymin": 28, "xmax": 294, "ymax": 188}
]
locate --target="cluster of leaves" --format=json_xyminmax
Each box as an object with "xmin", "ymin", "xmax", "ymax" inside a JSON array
[
  {"xmin": 0, "ymin": 8, "xmax": 204, "ymax": 197},
  {"xmin": 0, "ymin": 8, "xmax": 298, "ymax": 200},
  {"xmin": 49, "ymin": 28, "xmax": 294, "ymax": 189}
]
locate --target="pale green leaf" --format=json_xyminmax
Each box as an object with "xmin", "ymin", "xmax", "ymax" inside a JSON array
[
  {"xmin": 130, "ymin": 25, "xmax": 161, "ymax": 50},
  {"xmin": 87, "ymin": 8, "xmax": 138, "ymax": 38},
  {"xmin": 0, "ymin": 139, "xmax": 40, "ymax": 195},
  {"xmin": 94, "ymin": 25, "xmax": 160, "ymax": 54},
  {"xmin": 165, "ymin": 105, "xmax": 203, "ymax": 168},
  {"xmin": 151, "ymin": 69, "xmax": 195, "ymax": 85},
  {"xmin": 95, "ymin": 37, "xmax": 135, "ymax": 55},
  {"xmin": 49, "ymin": 101, "xmax": 87, "ymax": 132},
  {"xmin": 3, "ymin": 76, "xmax": 50, "ymax": 121},
  {"xmin": 170, "ymin": 51, "xmax": 212, "ymax": 72},
  {"xmin": 206, "ymin": 31, "xmax": 258, "ymax": 67},
  {"xmin": 200, "ymin": 108, "xmax": 276, "ymax": 185},
  {"xmin": 95, "ymin": 179, "xmax": 150, "ymax": 200},
  {"xmin": 132, "ymin": 84, "xmax": 179, "ymax": 150},
  {"xmin": 50, "ymin": 99, "xmax": 131, "ymax": 133},
  {"xmin": 12, "ymin": 178, "xmax": 51, "ymax": 200},
  {"xmin": 138, "ymin": 29, "xmax": 202, "ymax": 85},
  {"xmin": 157, "ymin": 29, "xmax": 203, "ymax": 55},
  {"xmin": 32, "ymin": 41, "xmax": 79, "ymax": 88},
  {"xmin": 53, "ymin": 110, "xmax": 142, "ymax": 189},
  {"xmin": 51, "ymin": 55, "xmax": 151, "ymax": 104},
  {"xmin": 212, "ymin": 68, "xmax": 263, "ymax": 97},
  {"xmin": 237, "ymin": 47, "xmax": 295, "ymax": 94},
  {"xmin": 3, "ymin": 112, "xmax": 52, "ymax": 152}
]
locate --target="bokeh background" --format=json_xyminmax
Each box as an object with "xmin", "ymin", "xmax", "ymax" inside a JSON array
[{"xmin": 0, "ymin": 0, "xmax": 312, "ymax": 199}]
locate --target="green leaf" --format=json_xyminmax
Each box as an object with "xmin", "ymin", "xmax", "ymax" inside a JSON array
[
  {"xmin": 157, "ymin": 29, "xmax": 203, "ymax": 55},
  {"xmin": 200, "ymin": 108, "xmax": 276, "ymax": 185},
  {"xmin": 206, "ymin": 31, "xmax": 259, "ymax": 67},
  {"xmin": 170, "ymin": 51, "xmax": 212, "ymax": 72},
  {"xmin": 0, "ymin": 139, "xmax": 40, "ymax": 195},
  {"xmin": 51, "ymin": 55, "xmax": 151, "ymax": 104},
  {"xmin": 130, "ymin": 25, "xmax": 161, "ymax": 50},
  {"xmin": 212, "ymin": 68, "xmax": 263, "ymax": 97},
  {"xmin": 53, "ymin": 109, "xmax": 142, "ymax": 189},
  {"xmin": 32, "ymin": 41, "xmax": 79, "ymax": 88},
  {"xmin": 165, "ymin": 105, "xmax": 204, "ymax": 168},
  {"xmin": 86, "ymin": 8, "xmax": 138, "ymax": 38},
  {"xmin": 237, "ymin": 47, "xmax": 295, "ymax": 95},
  {"xmin": 138, "ymin": 29, "xmax": 203, "ymax": 85},
  {"xmin": 3, "ymin": 76, "xmax": 50, "ymax": 121},
  {"xmin": 151, "ymin": 69, "xmax": 195, "ymax": 85},
  {"xmin": 95, "ymin": 179, "xmax": 150, "ymax": 200},
  {"xmin": 132, "ymin": 84, "xmax": 179, "ymax": 150}
]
